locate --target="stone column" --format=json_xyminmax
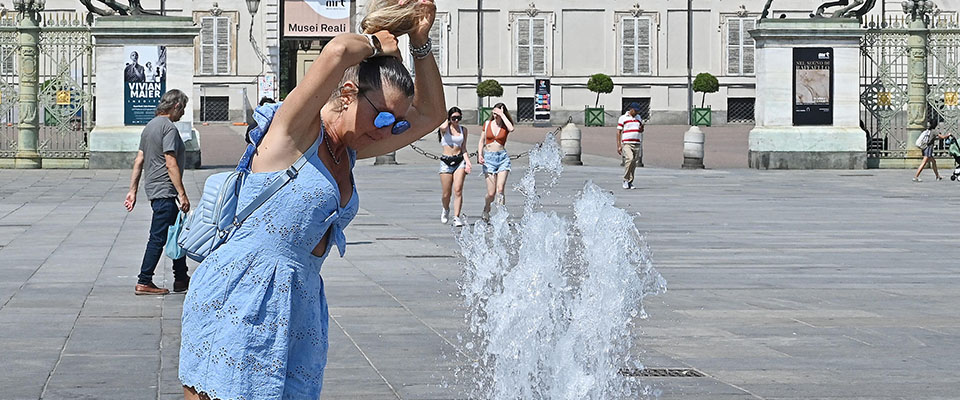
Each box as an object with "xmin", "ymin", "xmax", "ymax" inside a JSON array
[
  {"xmin": 906, "ymin": 19, "xmax": 928, "ymax": 158},
  {"xmin": 14, "ymin": 0, "xmax": 42, "ymax": 169}
]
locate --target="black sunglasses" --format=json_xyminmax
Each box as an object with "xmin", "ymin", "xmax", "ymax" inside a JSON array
[
  {"xmin": 361, "ymin": 92, "xmax": 410, "ymax": 135},
  {"xmin": 450, "ymin": 115, "xmax": 462, "ymax": 122}
]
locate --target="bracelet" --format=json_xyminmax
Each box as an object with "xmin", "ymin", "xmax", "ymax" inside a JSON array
[
  {"xmin": 409, "ymin": 37, "xmax": 432, "ymax": 60},
  {"xmin": 364, "ymin": 33, "xmax": 381, "ymax": 58}
]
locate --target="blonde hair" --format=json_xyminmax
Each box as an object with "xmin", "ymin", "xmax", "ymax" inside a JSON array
[{"xmin": 360, "ymin": 0, "xmax": 423, "ymax": 35}]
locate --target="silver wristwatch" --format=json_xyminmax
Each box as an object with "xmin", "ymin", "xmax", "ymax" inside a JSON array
[{"xmin": 364, "ymin": 33, "xmax": 382, "ymax": 58}]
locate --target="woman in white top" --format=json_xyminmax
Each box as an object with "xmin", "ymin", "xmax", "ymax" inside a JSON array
[
  {"xmin": 437, "ymin": 106, "xmax": 471, "ymax": 226},
  {"xmin": 914, "ymin": 118, "xmax": 949, "ymax": 182}
]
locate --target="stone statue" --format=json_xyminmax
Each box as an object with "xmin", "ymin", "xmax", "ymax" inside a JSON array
[
  {"xmin": 760, "ymin": 0, "xmax": 878, "ymax": 22},
  {"xmin": 79, "ymin": 0, "xmax": 157, "ymax": 16}
]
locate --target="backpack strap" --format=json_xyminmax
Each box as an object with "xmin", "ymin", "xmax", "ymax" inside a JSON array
[{"xmin": 232, "ymin": 131, "xmax": 323, "ymax": 227}]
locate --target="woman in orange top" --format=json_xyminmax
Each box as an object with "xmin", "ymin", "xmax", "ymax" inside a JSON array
[{"xmin": 476, "ymin": 102, "xmax": 515, "ymax": 221}]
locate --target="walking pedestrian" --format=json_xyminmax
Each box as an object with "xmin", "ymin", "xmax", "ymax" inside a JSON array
[
  {"xmin": 477, "ymin": 103, "xmax": 515, "ymax": 221},
  {"xmin": 437, "ymin": 106, "xmax": 471, "ymax": 227},
  {"xmin": 123, "ymin": 89, "xmax": 191, "ymax": 295},
  {"xmin": 617, "ymin": 103, "xmax": 644, "ymax": 189},
  {"xmin": 179, "ymin": 1, "xmax": 445, "ymax": 398},
  {"xmin": 914, "ymin": 118, "xmax": 949, "ymax": 182}
]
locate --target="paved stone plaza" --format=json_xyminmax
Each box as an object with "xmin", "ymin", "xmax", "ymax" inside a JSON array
[{"xmin": 1, "ymin": 127, "xmax": 959, "ymax": 399}]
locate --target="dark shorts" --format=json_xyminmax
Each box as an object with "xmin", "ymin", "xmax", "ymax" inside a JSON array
[{"xmin": 923, "ymin": 145, "xmax": 934, "ymax": 157}]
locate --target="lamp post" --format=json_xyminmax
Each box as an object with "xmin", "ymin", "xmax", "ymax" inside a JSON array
[
  {"xmin": 903, "ymin": 0, "xmax": 935, "ymax": 157},
  {"xmin": 13, "ymin": 0, "xmax": 43, "ymax": 169},
  {"xmin": 246, "ymin": 0, "xmax": 270, "ymax": 69}
]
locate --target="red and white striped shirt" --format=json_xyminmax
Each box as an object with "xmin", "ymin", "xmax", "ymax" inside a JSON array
[{"xmin": 617, "ymin": 113, "xmax": 643, "ymax": 143}]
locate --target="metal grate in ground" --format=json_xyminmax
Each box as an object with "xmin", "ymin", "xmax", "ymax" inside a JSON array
[
  {"xmin": 375, "ymin": 237, "xmax": 420, "ymax": 241},
  {"xmin": 619, "ymin": 368, "xmax": 706, "ymax": 378},
  {"xmin": 405, "ymin": 255, "xmax": 455, "ymax": 259}
]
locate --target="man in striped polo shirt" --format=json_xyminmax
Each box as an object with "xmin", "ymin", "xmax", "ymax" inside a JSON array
[{"xmin": 617, "ymin": 103, "xmax": 644, "ymax": 189}]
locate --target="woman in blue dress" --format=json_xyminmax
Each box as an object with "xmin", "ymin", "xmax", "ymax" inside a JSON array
[{"xmin": 179, "ymin": 1, "xmax": 444, "ymax": 398}]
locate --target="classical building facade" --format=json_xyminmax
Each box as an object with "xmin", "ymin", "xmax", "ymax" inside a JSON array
[{"xmin": 39, "ymin": 0, "xmax": 960, "ymax": 125}]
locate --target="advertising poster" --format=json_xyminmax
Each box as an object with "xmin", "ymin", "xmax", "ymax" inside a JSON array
[
  {"xmin": 258, "ymin": 75, "xmax": 277, "ymax": 102},
  {"xmin": 283, "ymin": 0, "xmax": 352, "ymax": 39},
  {"xmin": 534, "ymin": 78, "xmax": 551, "ymax": 127},
  {"xmin": 793, "ymin": 47, "xmax": 833, "ymax": 126},
  {"xmin": 124, "ymin": 45, "xmax": 166, "ymax": 125}
]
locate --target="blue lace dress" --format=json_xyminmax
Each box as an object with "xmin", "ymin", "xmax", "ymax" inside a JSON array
[{"xmin": 179, "ymin": 117, "xmax": 358, "ymax": 399}]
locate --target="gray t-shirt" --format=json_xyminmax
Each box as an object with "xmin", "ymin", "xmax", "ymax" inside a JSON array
[{"xmin": 138, "ymin": 116, "xmax": 185, "ymax": 200}]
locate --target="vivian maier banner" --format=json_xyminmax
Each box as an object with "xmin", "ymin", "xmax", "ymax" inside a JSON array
[
  {"xmin": 793, "ymin": 47, "xmax": 833, "ymax": 126},
  {"xmin": 124, "ymin": 45, "xmax": 167, "ymax": 125},
  {"xmin": 534, "ymin": 78, "xmax": 551, "ymax": 127},
  {"xmin": 283, "ymin": 0, "xmax": 352, "ymax": 39}
]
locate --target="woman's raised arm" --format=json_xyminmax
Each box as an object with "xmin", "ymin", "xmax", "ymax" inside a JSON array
[
  {"xmin": 357, "ymin": 1, "xmax": 446, "ymax": 159},
  {"xmin": 271, "ymin": 32, "xmax": 399, "ymax": 144}
]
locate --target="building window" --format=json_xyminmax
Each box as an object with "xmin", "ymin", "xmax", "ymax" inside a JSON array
[
  {"xmin": 726, "ymin": 17, "xmax": 755, "ymax": 76},
  {"xmin": 621, "ymin": 97, "xmax": 651, "ymax": 120},
  {"xmin": 515, "ymin": 17, "xmax": 547, "ymax": 75},
  {"xmin": 517, "ymin": 97, "xmax": 535, "ymax": 122},
  {"xmin": 621, "ymin": 17, "xmax": 652, "ymax": 75},
  {"xmin": 200, "ymin": 16, "xmax": 232, "ymax": 75},
  {"xmin": 200, "ymin": 96, "xmax": 230, "ymax": 121},
  {"xmin": 429, "ymin": 15, "xmax": 447, "ymax": 75},
  {"xmin": 727, "ymin": 98, "xmax": 755, "ymax": 124}
]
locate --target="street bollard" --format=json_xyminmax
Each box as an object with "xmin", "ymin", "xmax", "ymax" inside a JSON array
[
  {"xmin": 560, "ymin": 119, "xmax": 583, "ymax": 165},
  {"xmin": 682, "ymin": 126, "xmax": 705, "ymax": 169},
  {"xmin": 374, "ymin": 151, "xmax": 398, "ymax": 165}
]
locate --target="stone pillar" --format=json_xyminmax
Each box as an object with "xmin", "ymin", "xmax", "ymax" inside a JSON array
[
  {"xmin": 906, "ymin": 19, "xmax": 928, "ymax": 158},
  {"xmin": 748, "ymin": 19, "xmax": 867, "ymax": 169},
  {"xmin": 89, "ymin": 16, "xmax": 201, "ymax": 169},
  {"xmin": 13, "ymin": 1, "xmax": 42, "ymax": 169}
]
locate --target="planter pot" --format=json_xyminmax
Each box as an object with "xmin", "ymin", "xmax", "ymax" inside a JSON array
[
  {"xmin": 584, "ymin": 107, "xmax": 605, "ymax": 127},
  {"xmin": 479, "ymin": 107, "xmax": 493, "ymax": 124},
  {"xmin": 692, "ymin": 107, "xmax": 712, "ymax": 126}
]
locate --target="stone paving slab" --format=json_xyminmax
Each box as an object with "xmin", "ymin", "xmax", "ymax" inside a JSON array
[{"xmin": 2, "ymin": 129, "xmax": 960, "ymax": 399}]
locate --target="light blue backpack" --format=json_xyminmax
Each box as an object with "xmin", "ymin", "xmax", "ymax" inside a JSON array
[{"xmin": 176, "ymin": 103, "xmax": 310, "ymax": 262}]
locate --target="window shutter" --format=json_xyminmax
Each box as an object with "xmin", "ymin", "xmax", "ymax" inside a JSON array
[
  {"xmin": 743, "ymin": 19, "xmax": 755, "ymax": 75},
  {"xmin": 727, "ymin": 19, "xmax": 741, "ymax": 75},
  {"xmin": 216, "ymin": 17, "xmax": 231, "ymax": 74},
  {"xmin": 1, "ymin": 46, "xmax": 13, "ymax": 74},
  {"xmin": 638, "ymin": 18, "xmax": 651, "ymax": 74},
  {"xmin": 533, "ymin": 19, "xmax": 545, "ymax": 74},
  {"xmin": 622, "ymin": 18, "xmax": 636, "ymax": 75},
  {"xmin": 200, "ymin": 17, "xmax": 215, "ymax": 74},
  {"xmin": 429, "ymin": 17, "xmax": 442, "ymax": 62},
  {"xmin": 517, "ymin": 18, "xmax": 530, "ymax": 74}
]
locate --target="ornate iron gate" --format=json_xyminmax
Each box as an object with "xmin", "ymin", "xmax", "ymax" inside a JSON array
[
  {"xmin": 0, "ymin": 16, "xmax": 19, "ymax": 158},
  {"xmin": 861, "ymin": 16, "xmax": 960, "ymax": 160},
  {"xmin": 0, "ymin": 12, "xmax": 92, "ymax": 164}
]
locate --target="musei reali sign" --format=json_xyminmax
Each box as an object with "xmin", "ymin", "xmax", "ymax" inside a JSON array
[{"xmin": 283, "ymin": 0, "xmax": 353, "ymax": 39}]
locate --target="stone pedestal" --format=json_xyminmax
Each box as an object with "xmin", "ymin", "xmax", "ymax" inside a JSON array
[
  {"xmin": 749, "ymin": 19, "xmax": 867, "ymax": 169},
  {"xmin": 89, "ymin": 16, "xmax": 200, "ymax": 169}
]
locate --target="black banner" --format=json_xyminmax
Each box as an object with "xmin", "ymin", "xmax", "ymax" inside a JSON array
[
  {"xmin": 534, "ymin": 78, "xmax": 550, "ymax": 126},
  {"xmin": 124, "ymin": 46, "xmax": 167, "ymax": 125},
  {"xmin": 793, "ymin": 47, "xmax": 833, "ymax": 126}
]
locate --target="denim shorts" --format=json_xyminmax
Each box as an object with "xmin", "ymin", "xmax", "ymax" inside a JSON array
[
  {"xmin": 483, "ymin": 150, "xmax": 511, "ymax": 174},
  {"xmin": 922, "ymin": 145, "xmax": 934, "ymax": 157}
]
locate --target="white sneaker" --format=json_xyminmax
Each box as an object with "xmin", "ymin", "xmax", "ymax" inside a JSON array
[
  {"xmin": 440, "ymin": 208, "xmax": 449, "ymax": 224},
  {"xmin": 453, "ymin": 215, "xmax": 465, "ymax": 227},
  {"xmin": 622, "ymin": 181, "xmax": 631, "ymax": 189}
]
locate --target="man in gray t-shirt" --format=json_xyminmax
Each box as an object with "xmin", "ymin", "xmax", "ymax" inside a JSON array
[{"xmin": 124, "ymin": 89, "xmax": 192, "ymax": 295}]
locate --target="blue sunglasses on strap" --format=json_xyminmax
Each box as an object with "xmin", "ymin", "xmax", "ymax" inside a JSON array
[{"xmin": 361, "ymin": 92, "xmax": 410, "ymax": 135}]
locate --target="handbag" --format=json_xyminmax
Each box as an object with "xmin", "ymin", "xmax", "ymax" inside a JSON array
[{"xmin": 165, "ymin": 211, "xmax": 186, "ymax": 260}]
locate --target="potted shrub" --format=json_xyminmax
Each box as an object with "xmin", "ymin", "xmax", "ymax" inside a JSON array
[
  {"xmin": 692, "ymin": 72, "xmax": 719, "ymax": 126},
  {"xmin": 476, "ymin": 79, "xmax": 503, "ymax": 123},
  {"xmin": 586, "ymin": 73, "xmax": 613, "ymax": 126}
]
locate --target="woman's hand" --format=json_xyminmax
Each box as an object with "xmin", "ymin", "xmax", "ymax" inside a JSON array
[
  {"xmin": 408, "ymin": 0, "xmax": 437, "ymax": 47},
  {"xmin": 371, "ymin": 30, "xmax": 401, "ymax": 59},
  {"xmin": 477, "ymin": 154, "xmax": 485, "ymax": 164},
  {"xmin": 492, "ymin": 108, "xmax": 503, "ymax": 118}
]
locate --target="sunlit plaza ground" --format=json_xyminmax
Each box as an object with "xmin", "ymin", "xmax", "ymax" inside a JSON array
[{"xmin": 1, "ymin": 125, "xmax": 958, "ymax": 399}]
